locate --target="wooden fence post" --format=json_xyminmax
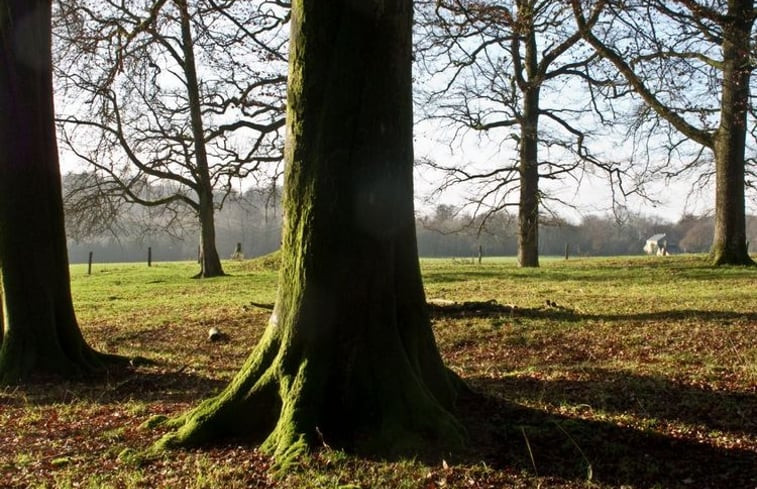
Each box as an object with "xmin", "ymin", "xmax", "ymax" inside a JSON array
[
  {"xmin": 87, "ymin": 251, "xmax": 93, "ymax": 275},
  {"xmin": 148, "ymin": 247, "xmax": 152, "ymax": 267}
]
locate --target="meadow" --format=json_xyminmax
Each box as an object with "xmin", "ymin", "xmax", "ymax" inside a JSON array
[{"xmin": 1, "ymin": 255, "xmax": 755, "ymax": 488}]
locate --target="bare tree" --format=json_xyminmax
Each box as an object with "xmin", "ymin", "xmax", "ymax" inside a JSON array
[
  {"xmin": 573, "ymin": 0, "xmax": 756, "ymax": 265},
  {"xmin": 54, "ymin": 0, "xmax": 288, "ymax": 277},
  {"xmin": 415, "ymin": 0, "xmax": 626, "ymax": 267}
]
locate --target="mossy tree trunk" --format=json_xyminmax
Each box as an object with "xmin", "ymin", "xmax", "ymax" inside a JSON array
[
  {"xmin": 518, "ymin": 103, "xmax": 539, "ymax": 268},
  {"xmin": 196, "ymin": 192, "xmax": 225, "ymax": 278},
  {"xmin": 517, "ymin": 92, "xmax": 540, "ymax": 268},
  {"xmin": 156, "ymin": 0, "xmax": 465, "ymax": 463},
  {"xmin": 0, "ymin": 0, "xmax": 119, "ymax": 383}
]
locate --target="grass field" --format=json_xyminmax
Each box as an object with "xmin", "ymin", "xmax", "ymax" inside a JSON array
[{"xmin": 1, "ymin": 255, "xmax": 755, "ymax": 488}]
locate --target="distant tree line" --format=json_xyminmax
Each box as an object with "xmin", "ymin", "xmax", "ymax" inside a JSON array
[
  {"xmin": 416, "ymin": 205, "xmax": 757, "ymax": 258},
  {"xmin": 64, "ymin": 177, "xmax": 282, "ymax": 264},
  {"xmin": 63, "ymin": 177, "xmax": 757, "ymax": 263}
]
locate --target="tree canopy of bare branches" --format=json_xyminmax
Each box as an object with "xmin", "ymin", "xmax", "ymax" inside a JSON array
[
  {"xmin": 415, "ymin": 0, "xmax": 627, "ymax": 267},
  {"xmin": 54, "ymin": 0, "xmax": 288, "ymax": 276},
  {"xmin": 573, "ymin": 0, "xmax": 756, "ymax": 265}
]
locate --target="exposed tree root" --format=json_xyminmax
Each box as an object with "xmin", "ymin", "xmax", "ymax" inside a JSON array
[{"xmin": 151, "ymin": 319, "xmax": 467, "ymax": 469}]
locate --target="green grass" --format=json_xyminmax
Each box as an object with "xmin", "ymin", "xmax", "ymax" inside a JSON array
[{"xmin": 1, "ymin": 254, "xmax": 755, "ymax": 488}]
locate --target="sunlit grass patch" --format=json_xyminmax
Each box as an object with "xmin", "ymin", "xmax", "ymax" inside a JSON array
[{"xmin": 1, "ymin": 254, "xmax": 755, "ymax": 488}]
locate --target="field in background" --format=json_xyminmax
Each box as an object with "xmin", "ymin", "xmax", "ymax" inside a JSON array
[{"xmin": 1, "ymin": 255, "xmax": 755, "ymax": 488}]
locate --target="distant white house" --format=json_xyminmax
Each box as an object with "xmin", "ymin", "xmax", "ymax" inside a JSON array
[{"xmin": 644, "ymin": 233, "xmax": 674, "ymax": 255}]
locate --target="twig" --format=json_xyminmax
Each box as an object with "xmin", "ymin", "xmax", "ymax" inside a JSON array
[
  {"xmin": 551, "ymin": 420, "xmax": 593, "ymax": 482},
  {"xmin": 247, "ymin": 301, "xmax": 274, "ymax": 310},
  {"xmin": 521, "ymin": 427, "xmax": 539, "ymax": 479}
]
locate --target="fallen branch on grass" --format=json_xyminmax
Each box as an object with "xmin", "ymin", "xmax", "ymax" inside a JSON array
[
  {"xmin": 427, "ymin": 299, "xmax": 517, "ymax": 317},
  {"xmin": 243, "ymin": 301, "xmax": 275, "ymax": 311},
  {"xmin": 427, "ymin": 299, "xmax": 577, "ymax": 318}
]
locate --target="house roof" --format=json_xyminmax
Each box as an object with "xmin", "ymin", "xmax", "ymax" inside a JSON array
[{"xmin": 647, "ymin": 233, "xmax": 667, "ymax": 242}]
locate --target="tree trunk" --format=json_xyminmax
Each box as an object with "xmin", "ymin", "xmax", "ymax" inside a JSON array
[
  {"xmin": 711, "ymin": 0, "xmax": 755, "ymax": 266},
  {"xmin": 197, "ymin": 190, "xmax": 225, "ymax": 278},
  {"xmin": 517, "ymin": 18, "xmax": 540, "ymax": 268},
  {"xmin": 178, "ymin": 0, "xmax": 225, "ymax": 278},
  {"xmin": 155, "ymin": 0, "xmax": 465, "ymax": 464},
  {"xmin": 0, "ymin": 0, "xmax": 119, "ymax": 383},
  {"xmin": 518, "ymin": 95, "xmax": 540, "ymax": 268}
]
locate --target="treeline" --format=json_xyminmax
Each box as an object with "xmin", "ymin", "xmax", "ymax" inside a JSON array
[
  {"xmin": 65, "ymin": 186, "xmax": 757, "ymax": 263},
  {"xmin": 66, "ymin": 185, "xmax": 282, "ymax": 264},
  {"xmin": 416, "ymin": 205, "xmax": 757, "ymax": 258}
]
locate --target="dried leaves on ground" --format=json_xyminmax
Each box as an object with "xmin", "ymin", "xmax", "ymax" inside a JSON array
[{"xmin": 1, "ymin": 256, "xmax": 755, "ymax": 488}]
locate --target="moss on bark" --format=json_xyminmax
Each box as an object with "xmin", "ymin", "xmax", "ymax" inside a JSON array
[{"xmin": 154, "ymin": 0, "xmax": 466, "ymax": 466}]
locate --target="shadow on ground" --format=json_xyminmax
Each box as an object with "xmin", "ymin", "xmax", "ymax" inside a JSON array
[
  {"xmin": 0, "ymin": 366, "xmax": 227, "ymax": 406},
  {"xmin": 3, "ymin": 343, "xmax": 754, "ymax": 488},
  {"xmin": 488, "ymin": 369, "xmax": 756, "ymax": 436},
  {"xmin": 430, "ymin": 301, "xmax": 757, "ymax": 323},
  {"xmin": 457, "ymin": 374, "xmax": 757, "ymax": 489}
]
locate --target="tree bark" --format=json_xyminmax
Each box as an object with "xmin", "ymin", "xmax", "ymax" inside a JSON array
[
  {"xmin": 517, "ymin": 10, "xmax": 540, "ymax": 269},
  {"xmin": 518, "ymin": 88, "xmax": 540, "ymax": 268},
  {"xmin": 197, "ymin": 189, "xmax": 225, "ymax": 278},
  {"xmin": 178, "ymin": 0, "xmax": 226, "ymax": 278},
  {"xmin": 0, "ymin": 0, "xmax": 120, "ymax": 383},
  {"xmin": 711, "ymin": 0, "xmax": 754, "ymax": 266},
  {"xmin": 155, "ymin": 0, "xmax": 465, "ymax": 464}
]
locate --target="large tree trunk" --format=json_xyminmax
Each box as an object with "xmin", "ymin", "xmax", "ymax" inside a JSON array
[
  {"xmin": 155, "ymin": 0, "xmax": 465, "ymax": 464},
  {"xmin": 178, "ymin": 0, "xmax": 225, "ymax": 278},
  {"xmin": 0, "ymin": 0, "xmax": 118, "ymax": 383},
  {"xmin": 711, "ymin": 0, "xmax": 754, "ymax": 266}
]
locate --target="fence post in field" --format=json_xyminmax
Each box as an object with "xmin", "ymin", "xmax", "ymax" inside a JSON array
[
  {"xmin": 231, "ymin": 242, "xmax": 244, "ymax": 260},
  {"xmin": 565, "ymin": 243, "xmax": 569, "ymax": 260},
  {"xmin": 477, "ymin": 244, "xmax": 483, "ymax": 264},
  {"xmin": 148, "ymin": 247, "xmax": 152, "ymax": 267},
  {"xmin": 87, "ymin": 251, "xmax": 93, "ymax": 275}
]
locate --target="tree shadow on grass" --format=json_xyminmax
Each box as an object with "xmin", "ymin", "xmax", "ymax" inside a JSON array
[
  {"xmin": 0, "ymin": 366, "xmax": 227, "ymax": 406},
  {"xmin": 457, "ymin": 375, "xmax": 757, "ymax": 489},
  {"xmin": 430, "ymin": 301, "xmax": 757, "ymax": 323},
  {"xmin": 488, "ymin": 369, "xmax": 756, "ymax": 436}
]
